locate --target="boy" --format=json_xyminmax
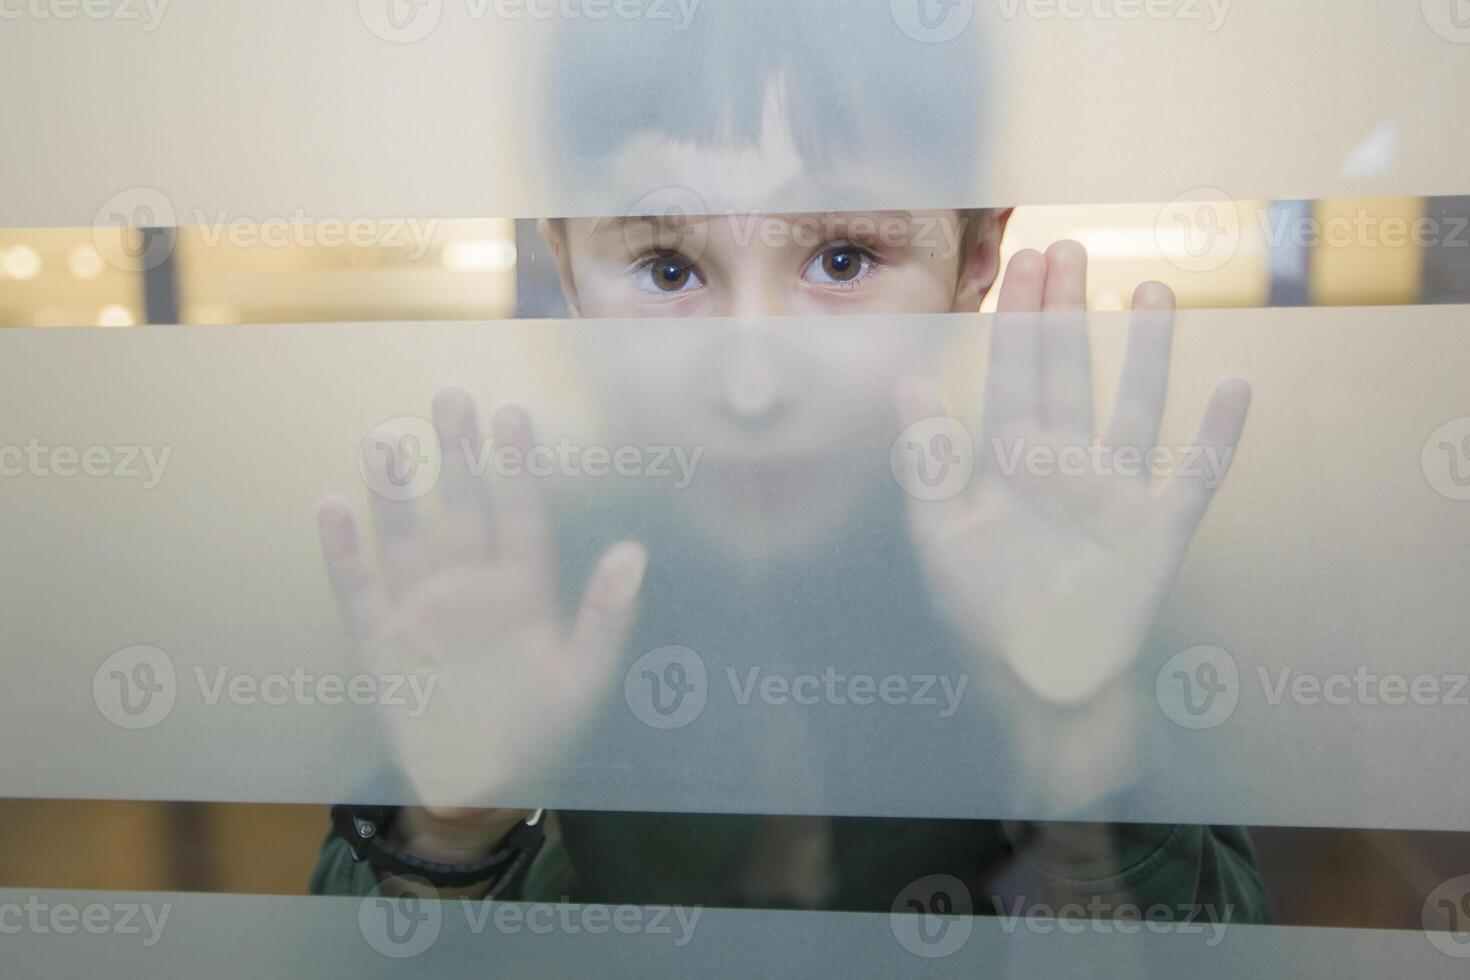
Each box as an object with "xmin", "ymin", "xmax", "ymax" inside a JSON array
[{"xmin": 313, "ymin": 1, "xmax": 1267, "ymax": 924}]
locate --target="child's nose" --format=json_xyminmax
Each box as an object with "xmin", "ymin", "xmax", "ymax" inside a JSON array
[{"xmin": 718, "ymin": 328, "xmax": 790, "ymax": 426}]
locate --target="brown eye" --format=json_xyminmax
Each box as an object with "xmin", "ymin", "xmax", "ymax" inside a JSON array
[
  {"xmin": 646, "ymin": 257, "xmax": 690, "ymax": 290},
  {"xmin": 821, "ymin": 248, "xmax": 862, "ymax": 282}
]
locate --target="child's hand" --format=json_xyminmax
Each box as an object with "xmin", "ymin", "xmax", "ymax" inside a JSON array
[
  {"xmin": 896, "ymin": 242, "xmax": 1249, "ymax": 812},
  {"xmin": 893, "ymin": 243, "xmax": 1252, "ymax": 805},
  {"xmin": 900, "ymin": 241, "xmax": 1249, "ymax": 707},
  {"xmin": 317, "ymin": 388, "xmax": 647, "ymax": 817}
]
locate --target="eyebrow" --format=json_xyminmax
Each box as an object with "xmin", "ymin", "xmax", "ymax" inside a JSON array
[
  {"xmin": 819, "ymin": 210, "xmax": 917, "ymax": 228},
  {"xmin": 587, "ymin": 214, "xmax": 712, "ymax": 239}
]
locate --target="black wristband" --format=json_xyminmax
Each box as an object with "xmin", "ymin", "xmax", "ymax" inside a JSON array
[{"xmin": 332, "ymin": 804, "xmax": 546, "ymax": 896}]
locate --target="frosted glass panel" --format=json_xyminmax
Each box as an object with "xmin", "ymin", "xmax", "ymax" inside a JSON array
[
  {"xmin": 2, "ymin": 890, "xmax": 1466, "ymax": 978},
  {"xmin": 1, "ymin": 305, "xmax": 1466, "ymax": 828},
  {"xmin": 1, "ymin": 1, "xmax": 1468, "ymax": 226}
]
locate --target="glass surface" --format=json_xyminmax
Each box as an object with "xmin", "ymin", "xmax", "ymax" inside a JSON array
[{"xmin": 4, "ymin": 2, "xmax": 1470, "ymax": 975}]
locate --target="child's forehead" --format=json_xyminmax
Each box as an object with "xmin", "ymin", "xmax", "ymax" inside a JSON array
[
  {"xmin": 595, "ymin": 126, "xmax": 947, "ymax": 221},
  {"xmin": 550, "ymin": 69, "xmax": 956, "ymax": 218}
]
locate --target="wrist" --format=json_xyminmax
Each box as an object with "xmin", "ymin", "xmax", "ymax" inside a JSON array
[{"xmin": 333, "ymin": 804, "xmax": 547, "ymax": 895}]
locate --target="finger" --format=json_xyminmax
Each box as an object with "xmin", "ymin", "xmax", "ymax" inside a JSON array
[
  {"xmin": 363, "ymin": 429, "xmax": 437, "ymax": 595},
  {"xmin": 569, "ymin": 541, "xmax": 648, "ymax": 664},
  {"xmin": 317, "ymin": 497, "xmax": 387, "ymax": 640},
  {"xmin": 1038, "ymin": 242, "xmax": 1092, "ymax": 438},
  {"xmin": 1040, "ymin": 312, "xmax": 1093, "ymax": 439},
  {"xmin": 489, "ymin": 404, "xmax": 554, "ymax": 594},
  {"xmin": 1040, "ymin": 240, "xmax": 1087, "ymax": 312},
  {"xmin": 1161, "ymin": 378, "xmax": 1252, "ymax": 533},
  {"xmin": 996, "ymin": 248, "xmax": 1046, "ymax": 312},
  {"xmin": 432, "ymin": 387, "xmax": 494, "ymax": 565},
  {"xmin": 895, "ymin": 378, "xmax": 974, "ymax": 533},
  {"xmin": 1105, "ymin": 283, "xmax": 1176, "ymax": 464},
  {"xmin": 986, "ymin": 250, "xmax": 1045, "ymax": 439}
]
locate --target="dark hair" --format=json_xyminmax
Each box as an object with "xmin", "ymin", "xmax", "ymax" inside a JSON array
[{"xmin": 545, "ymin": 1, "xmax": 985, "ymax": 199}]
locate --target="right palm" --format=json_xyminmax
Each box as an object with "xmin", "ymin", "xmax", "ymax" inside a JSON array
[{"xmin": 318, "ymin": 388, "xmax": 647, "ymax": 811}]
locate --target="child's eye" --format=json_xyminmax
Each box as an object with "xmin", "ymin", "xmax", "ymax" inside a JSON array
[
  {"xmin": 803, "ymin": 245, "xmax": 879, "ymax": 288},
  {"xmin": 634, "ymin": 253, "xmax": 705, "ymax": 294}
]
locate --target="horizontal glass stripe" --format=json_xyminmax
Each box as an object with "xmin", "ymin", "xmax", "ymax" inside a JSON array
[
  {"xmin": 1, "ymin": 2, "xmax": 1467, "ymax": 226},
  {"xmin": 0, "ymin": 306, "xmax": 1466, "ymax": 826},
  {"xmin": 1, "ymin": 889, "xmax": 1465, "ymax": 978}
]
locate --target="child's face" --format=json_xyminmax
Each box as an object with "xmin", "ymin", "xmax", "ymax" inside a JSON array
[
  {"xmin": 537, "ymin": 114, "xmax": 1007, "ymax": 556},
  {"xmin": 541, "ymin": 207, "xmax": 1005, "ymax": 559},
  {"xmin": 549, "ymin": 209, "xmax": 986, "ymax": 319},
  {"xmin": 544, "ymin": 85, "xmax": 1004, "ymax": 318}
]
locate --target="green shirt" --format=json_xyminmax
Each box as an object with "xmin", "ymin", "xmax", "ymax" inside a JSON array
[{"xmin": 312, "ymin": 813, "xmax": 1271, "ymax": 922}]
